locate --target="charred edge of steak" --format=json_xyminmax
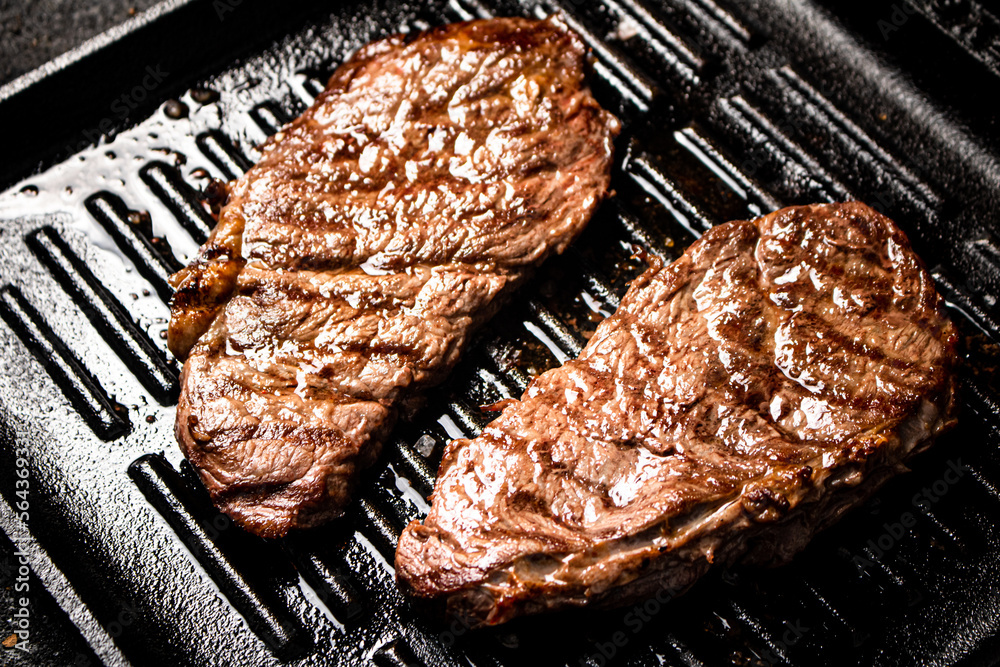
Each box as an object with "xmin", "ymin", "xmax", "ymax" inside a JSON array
[{"xmin": 399, "ymin": 381, "xmax": 958, "ymax": 629}]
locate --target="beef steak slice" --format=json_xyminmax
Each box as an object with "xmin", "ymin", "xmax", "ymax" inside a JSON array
[
  {"xmin": 167, "ymin": 17, "xmax": 620, "ymax": 538},
  {"xmin": 396, "ymin": 202, "xmax": 958, "ymax": 626}
]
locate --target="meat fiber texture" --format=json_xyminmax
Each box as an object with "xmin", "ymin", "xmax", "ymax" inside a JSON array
[
  {"xmin": 397, "ymin": 202, "xmax": 958, "ymax": 626},
  {"xmin": 167, "ymin": 18, "xmax": 620, "ymax": 538}
]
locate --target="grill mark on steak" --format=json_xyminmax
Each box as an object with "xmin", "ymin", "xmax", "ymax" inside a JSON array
[
  {"xmin": 396, "ymin": 202, "xmax": 958, "ymax": 626},
  {"xmin": 167, "ymin": 18, "xmax": 619, "ymax": 538}
]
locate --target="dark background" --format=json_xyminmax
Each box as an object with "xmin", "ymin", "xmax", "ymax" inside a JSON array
[{"xmin": 1, "ymin": 0, "xmax": 160, "ymax": 86}]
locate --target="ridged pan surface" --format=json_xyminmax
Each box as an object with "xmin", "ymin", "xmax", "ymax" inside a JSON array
[{"xmin": 0, "ymin": 0, "xmax": 999, "ymax": 665}]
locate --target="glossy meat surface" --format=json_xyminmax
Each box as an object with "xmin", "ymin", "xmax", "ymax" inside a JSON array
[
  {"xmin": 396, "ymin": 203, "xmax": 958, "ymax": 625},
  {"xmin": 167, "ymin": 18, "xmax": 619, "ymax": 537}
]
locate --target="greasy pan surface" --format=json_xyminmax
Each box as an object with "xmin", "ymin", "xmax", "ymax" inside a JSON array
[{"xmin": 0, "ymin": 0, "xmax": 999, "ymax": 665}]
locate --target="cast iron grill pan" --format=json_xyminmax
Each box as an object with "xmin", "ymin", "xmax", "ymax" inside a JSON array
[{"xmin": 1, "ymin": 0, "xmax": 999, "ymax": 665}]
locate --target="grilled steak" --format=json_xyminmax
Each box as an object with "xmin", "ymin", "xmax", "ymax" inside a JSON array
[
  {"xmin": 167, "ymin": 18, "xmax": 620, "ymax": 538},
  {"xmin": 396, "ymin": 202, "xmax": 958, "ymax": 626}
]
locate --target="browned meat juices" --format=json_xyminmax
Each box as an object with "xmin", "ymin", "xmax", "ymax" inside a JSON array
[
  {"xmin": 396, "ymin": 203, "xmax": 958, "ymax": 626},
  {"xmin": 167, "ymin": 18, "xmax": 620, "ymax": 537}
]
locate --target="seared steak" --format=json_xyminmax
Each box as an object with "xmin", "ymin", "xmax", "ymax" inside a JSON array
[
  {"xmin": 167, "ymin": 18, "xmax": 620, "ymax": 538},
  {"xmin": 396, "ymin": 202, "xmax": 958, "ymax": 626}
]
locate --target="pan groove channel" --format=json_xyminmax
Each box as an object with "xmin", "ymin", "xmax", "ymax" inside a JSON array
[
  {"xmin": 373, "ymin": 637, "xmax": 426, "ymax": 667},
  {"xmin": 26, "ymin": 226, "xmax": 179, "ymax": 405},
  {"xmin": 84, "ymin": 192, "xmax": 181, "ymax": 303},
  {"xmin": 196, "ymin": 130, "xmax": 252, "ymax": 180},
  {"xmin": 534, "ymin": 1, "xmax": 660, "ymax": 112},
  {"xmin": 139, "ymin": 162, "xmax": 214, "ymax": 244},
  {"xmin": 128, "ymin": 454, "xmax": 312, "ymax": 660},
  {"xmin": 600, "ymin": 0, "xmax": 706, "ymax": 79},
  {"xmin": 713, "ymin": 95, "xmax": 854, "ymax": 204},
  {"xmin": 282, "ymin": 539, "xmax": 367, "ymax": 625},
  {"xmin": 761, "ymin": 66, "xmax": 941, "ymax": 219},
  {"xmin": 672, "ymin": 0, "xmax": 753, "ymax": 47},
  {"xmin": 915, "ymin": 0, "xmax": 1000, "ymax": 76},
  {"xmin": 0, "ymin": 284, "xmax": 130, "ymax": 440}
]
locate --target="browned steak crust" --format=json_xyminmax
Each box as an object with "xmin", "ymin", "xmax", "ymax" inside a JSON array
[
  {"xmin": 396, "ymin": 202, "xmax": 958, "ymax": 626},
  {"xmin": 167, "ymin": 18, "xmax": 620, "ymax": 538}
]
